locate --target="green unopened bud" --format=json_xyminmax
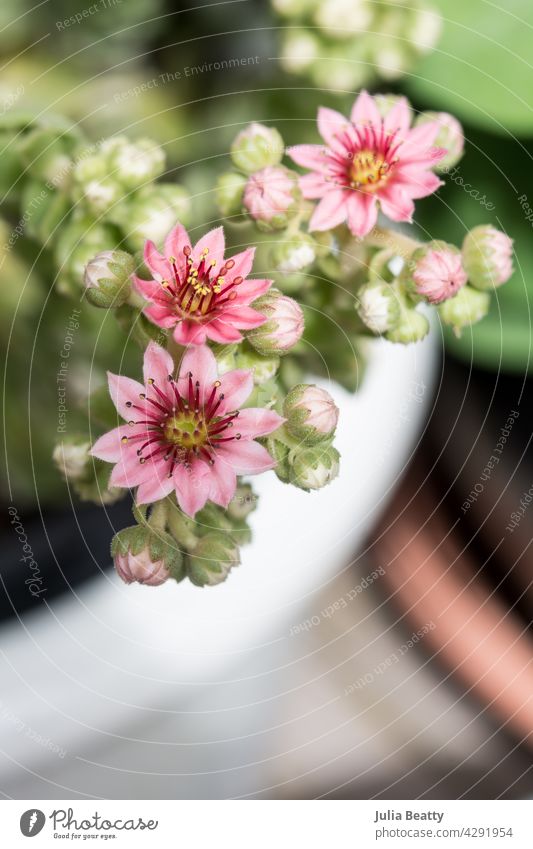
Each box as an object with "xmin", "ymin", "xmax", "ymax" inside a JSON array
[
  {"xmin": 247, "ymin": 289, "xmax": 304, "ymax": 356},
  {"xmin": 115, "ymin": 184, "xmax": 191, "ymax": 251},
  {"xmin": 290, "ymin": 445, "xmax": 340, "ymax": 491},
  {"xmin": 19, "ymin": 128, "xmax": 73, "ymax": 188},
  {"xmin": 462, "ymin": 225, "xmax": 514, "ymax": 290},
  {"xmin": 410, "ymin": 4, "xmax": 442, "ymax": 55},
  {"xmin": 111, "ymin": 525, "xmax": 183, "ymax": 585},
  {"xmin": 230, "ymin": 123, "xmax": 284, "ymax": 174},
  {"xmin": 187, "ymin": 532, "xmax": 240, "ymax": 587},
  {"xmin": 386, "ymin": 303, "xmax": 430, "ymax": 344},
  {"xmin": 226, "ymin": 483, "xmax": 258, "ymax": 521},
  {"xmin": 215, "ymin": 171, "xmax": 247, "ymax": 217},
  {"xmin": 55, "ymin": 217, "xmax": 120, "ymax": 294},
  {"xmin": 375, "ymin": 94, "xmax": 414, "ymax": 125},
  {"xmin": 313, "ymin": 0, "xmax": 372, "ymax": 41},
  {"xmin": 279, "ymin": 29, "xmax": 320, "ymax": 73},
  {"xmin": 73, "ymin": 152, "xmax": 108, "ymax": 184},
  {"xmin": 416, "ymin": 111, "xmax": 464, "ymax": 172},
  {"xmin": 284, "ymin": 384, "xmax": 339, "ymax": 444},
  {"xmin": 438, "ymin": 285, "xmax": 490, "ymax": 337},
  {"xmin": 271, "ymin": 232, "xmax": 316, "ymax": 275},
  {"xmin": 234, "ymin": 343, "xmax": 280, "ymax": 385},
  {"xmin": 84, "ymin": 249, "xmax": 134, "ymax": 308},
  {"xmin": 52, "ymin": 437, "xmax": 91, "ymax": 482},
  {"xmin": 109, "ymin": 137, "xmax": 165, "ymax": 189},
  {"xmin": 266, "ymin": 436, "xmax": 291, "ymax": 483},
  {"xmin": 357, "ymin": 282, "xmax": 401, "ymax": 334}
]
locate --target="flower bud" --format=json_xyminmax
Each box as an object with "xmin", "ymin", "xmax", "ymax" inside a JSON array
[
  {"xmin": 243, "ymin": 166, "xmax": 300, "ymax": 230},
  {"xmin": 405, "ymin": 241, "xmax": 467, "ymax": 304},
  {"xmin": 357, "ymin": 281, "xmax": 401, "ymax": 334},
  {"xmin": 215, "ymin": 171, "xmax": 247, "ymax": 217},
  {"xmin": 226, "ymin": 483, "xmax": 258, "ymax": 521},
  {"xmin": 234, "ymin": 345, "xmax": 280, "ymax": 385},
  {"xmin": 247, "ymin": 289, "xmax": 304, "ymax": 355},
  {"xmin": 52, "ymin": 438, "xmax": 91, "ymax": 482},
  {"xmin": 187, "ymin": 532, "xmax": 240, "ymax": 587},
  {"xmin": 55, "ymin": 218, "xmax": 119, "ymax": 294},
  {"xmin": 231, "ymin": 123, "xmax": 285, "ymax": 174},
  {"xmin": 84, "ymin": 249, "xmax": 134, "ymax": 308},
  {"xmin": 284, "ymin": 384, "xmax": 339, "ymax": 444},
  {"xmin": 80, "ymin": 177, "xmax": 122, "ymax": 216},
  {"xmin": 438, "ymin": 284, "xmax": 490, "ymax": 337},
  {"xmin": 386, "ymin": 305, "xmax": 430, "ymax": 344},
  {"xmin": 416, "ymin": 111, "xmax": 464, "ymax": 171},
  {"xmin": 271, "ymin": 232, "xmax": 316, "ymax": 274},
  {"xmin": 279, "ymin": 29, "xmax": 320, "ymax": 73},
  {"xmin": 109, "ymin": 137, "xmax": 165, "ymax": 189},
  {"xmin": 111, "ymin": 525, "xmax": 183, "ymax": 586},
  {"xmin": 313, "ymin": 0, "xmax": 372, "ymax": 41},
  {"xmin": 375, "ymin": 94, "xmax": 414, "ymax": 125},
  {"xmin": 114, "ymin": 184, "xmax": 191, "ymax": 251},
  {"xmin": 410, "ymin": 4, "xmax": 442, "ymax": 54},
  {"xmin": 290, "ymin": 445, "xmax": 340, "ymax": 491},
  {"xmin": 462, "ymin": 225, "xmax": 513, "ymax": 290}
]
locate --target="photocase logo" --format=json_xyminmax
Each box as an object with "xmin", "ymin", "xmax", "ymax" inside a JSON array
[{"xmin": 20, "ymin": 809, "xmax": 46, "ymax": 837}]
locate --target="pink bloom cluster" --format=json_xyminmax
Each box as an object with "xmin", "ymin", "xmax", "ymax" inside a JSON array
[
  {"xmin": 91, "ymin": 342, "xmax": 284, "ymax": 516},
  {"xmin": 134, "ymin": 223, "xmax": 271, "ymax": 345},
  {"xmin": 288, "ymin": 91, "xmax": 446, "ymax": 238}
]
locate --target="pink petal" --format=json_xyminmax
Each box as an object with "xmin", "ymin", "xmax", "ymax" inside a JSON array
[
  {"xmin": 217, "ymin": 369, "xmax": 253, "ymax": 415},
  {"xmin": 173, "ymin": 459, "xmax": 211, "ymax": 517},
  {"xmin": 164, "ymin": 221, "xmax": 191, "ymax": 261},
  {"xmin": 309, "ymin": 189, "xmax": 348, "ymax": 231},
  {"xmin": 193, "ymin": 226, "xmax": 225, "ymax": 265},
  {"xmin": 350, "ymin": 90, "xmax": 381, "ymax": 127},
  {"xmin": 300, "ymin": 172, "xmax": 330, "ymax": 199},
  {"xmin": 232, "ymin": 408, "xmax": 285, "ymax": 438},
  {"xmin": 110, "ymin": 450, "xmax": 156, "ymax": 488},
  {"xmin": 144, "ymin": 304, "xmax": 177, "ymax": 329},
  {"xmin": 383, "ymin": 97, "xmax": 412, "ymax": 139},
  {"xmin": 394, "ymin": 169, "xmax": 443, "ymax": 200},
  {"xmin": 144, "ymin": 240, "xmax": 172, "ymax": 282},
  {"xmin": 203, "ymin": 319, "xmax": 244, "ymax": 344},
  {"xmin": 172, "ymin": 320, "xmax": 208, "ymax": 346},
  {"xmin": 231, "ymin": 277, "xmax": 272, "ymax": 305},
  {"xmin": 216, "ymin": 440, "xmax": 275, "ymax": 475},
  {"xmin": 208, "ymin": 459, "xmax": 237, "ymax": 509},
  {"xmin": 90, "ymin": 425, "xmax": 130, "ymax": 462},
  {"xmin": 218, "ymin": 306, "xmax": 266, "ymax": 329},
  {"xmin": 227, "ymin": 246, "xmax": 255, "ymax": 280},
  {"xmin": 133, "ymin": 275, "xmax": 164, "ymax": 301},
  {"xmin": 378, "ymin": 187, "xmax": 415, "ymax": 222},
  {"xmin": 287, "ymin": 143, "xmax": 328, "ymax": 171},
  {"xmin": 346, "ymin": 191, "xmax": 378, "ymax": 238},
  {"xmin": 177, "ymin": 343, "xmax": 218, "ymax": 403},
  {"xmin": 107, "ymin": 372, "xmax": 145, "ymax": 420},
  {"xmin": 143, "ymin": 341, "xmax": 176, "ymax": 396},
  {"xmin": 317, "ymin": 108, "xmax": 351, "ymax": 153},
  {"xmin": 399, "ymin": 122, "xmax": 440, "ymax": 161},
  {"xmin": 136, "ymin": 472, "xmax": 175, "ymax": 506}
]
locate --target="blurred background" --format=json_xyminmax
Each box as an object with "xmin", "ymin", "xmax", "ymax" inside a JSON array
[{"xmin": 1, "ymin": 0, "xmax": 532, "ymax": 799}]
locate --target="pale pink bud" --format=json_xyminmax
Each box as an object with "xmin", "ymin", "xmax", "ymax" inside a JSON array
[
  {"xmin": 284, "ymin": 384, "xmax": 339, "ymax": 444},
  {"xmin": 410, "ymin": 243, "xmax": 467, "ymax": 304},
  {"xmin": 247, "ymin": 289, "xmax": 304, "ymax": 355},
  {"xmin": 462, "ymin": 225, "xmax": 514, "ymax": 290},
  {"xmin": 114, "ymin": 548, "xmax": 170, "ymax": 586},
  {"xmin": 243, "ymin": 166, "xmax": 299, "ymax": 229}
]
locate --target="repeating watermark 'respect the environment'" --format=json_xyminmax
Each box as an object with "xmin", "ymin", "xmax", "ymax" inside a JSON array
[{"xmin": 55, "ymin": 0, "xmax": 122, "ymax": 30}]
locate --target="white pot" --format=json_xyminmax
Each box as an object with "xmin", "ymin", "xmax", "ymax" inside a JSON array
[{"xmin": 0, "ymin": 331, "xmax": 437, "ymax": 797}]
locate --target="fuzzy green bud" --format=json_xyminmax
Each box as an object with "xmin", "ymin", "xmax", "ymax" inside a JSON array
[
  {"xmin": 187, "ymin": 532, "xmax": 240, "ymax": 587},
  {"xmin": 84, "ymin": 249, "xmax": 134, "ymax": 308},
  {"xmin": 416, "ymin": 111, "xmax": 464, "ymax": 172},
  {"xmin": 290, "ymin": 445, "xmax": 340, "ymax": 491},
  {"xmin": 52, "ymin": 437, "xmax": 91, "ymax": 482},
  {"xmin": 215, "ymin": 171, "xmax": 247, "ymax": 217},
  {"xmin": 115, "ymin": 184, "xmax": 191, "ymax": 251},
  {"xmin": 462, "ymin": 225, "xmax": 514, "ymax": 290},
  {"xmin": 111, "ymin": 525, "xmax": 184, "ymax": 585},
  {"xmin": 230, "ymin": 123, "xmax": 284, "ymax": 174},
  {"xmin": 438, "ymin": 284, "xmax": 490, "ymax": 337},
  {"xmin": 357, "ymin": 281, "xmax": 402, "ymax": 334},
  {"xmin": 108, "ymin": 137, "xmax": 165, "ymax": 190},
  {"xmin": 270, "ymin": 232, "xmax": 316, "ymax": 275},
  {"xmin": 386, "ymin": 304, "xmax": 430, "ymax": 344}
]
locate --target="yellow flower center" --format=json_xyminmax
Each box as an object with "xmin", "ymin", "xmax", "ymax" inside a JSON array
[
  {"xmin": 349, "ymin": 150, "xmax": 390, "ymax": 190},
  {"xmin": 163, "ymin": 413, "xmax": 208, "ymax": 449}
]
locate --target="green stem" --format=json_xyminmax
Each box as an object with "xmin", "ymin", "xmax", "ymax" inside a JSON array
[
  {"xmin": 365, "ymin": 226, "xmax": 421, "ymax": 257},
  {"xmin": 148, "ymin": 499, "xmax": 168, "ymax": 531}
]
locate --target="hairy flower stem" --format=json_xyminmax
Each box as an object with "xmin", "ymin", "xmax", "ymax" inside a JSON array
[
  {"xmin": 365, "ymin": 226, "xmax": 422, "ymax": 257},
  {"xmin": 148, "ymin": 499, "xmax": 169, "ymax": 531}
]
